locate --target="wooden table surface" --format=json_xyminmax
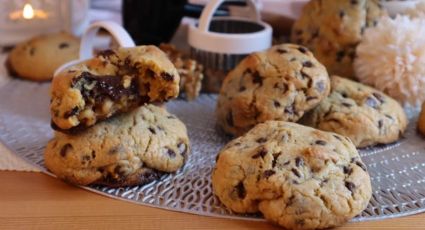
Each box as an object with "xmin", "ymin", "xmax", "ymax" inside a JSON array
[{"xmin": 1, "ymin": 172, "xmax": 425, "ymax": 230}]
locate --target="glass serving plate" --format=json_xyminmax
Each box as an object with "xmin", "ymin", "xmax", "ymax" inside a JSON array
[{"xmin": 1, "ymin": 79, "xmax": 425, "ymax": 222}]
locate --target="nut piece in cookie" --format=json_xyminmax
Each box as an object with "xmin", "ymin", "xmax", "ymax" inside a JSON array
[
  {"xmin": 159, "ymin": 44, "xmax": 203, "ymax": 100},
  {"xmin": 216, "ymin": 44, "xmax": 330, "ymax": 137},
  {"xmin": 291, "ymin": 0, "xmax": 385, "ymax": 78},
  {"xmin": 44, "ymin": 105, "xmax": 190, "ymax": 187},
  {"xmin": 6, "ymin": 32, "xmax": 79, "ymax": 81},
  {"xmin": 301, "ymin": 75, "xmax": 408, "ymax": 148},
  {"xmin": 212, "ymin": 121, "xmax": 371, "ymax": 229},
  {"xmin": 50, "ymin": 45, "xmax": 180, "ymax": 132}
]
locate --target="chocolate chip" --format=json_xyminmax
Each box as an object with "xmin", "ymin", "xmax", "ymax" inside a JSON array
[
  {"xmin": 378, "ymin": 119, "xmax": 383, "ymax": 129},
  {"xmin": 29, "ymin": 47, "xmax": 35, "ymax": 56},
  {"xmin": 315, "ymin": 140, "xmax": 327, "ymax": 145},
  {"xmin": 167, "ymin": 115, "xmax": 176, "ymax": 119},
  {"xmin": 263, "ymin": 170, "xmax": 276, "ymax": 179},
  {"xmin": 166, "ymin": 148, "xmax": 176, "ymax": 158},
  {"xmin": 356, "ymin": 161, "xmax": 367, "ymax": 172},
  {"xmin": 303, "ymin": 61, "xmax": 314, "ymax": 68},
  {"xmin": 82, "ymin": 155, "xmax": 90, "ymax": 162},
  {"xmin": 311, "ymin": 29, "xmax": 319, "ymax": 39},
  {"xmin": 161, "ymin": 72, "xmax": 174, "ymax": 81},
  {"xmin": 341, "ymin": 92, "xmax": 348, "ymax": 98},
  {"xmin": 235, "ymin": 182, "xmax": 246, "ymax": 199},
  {"xmin": 339, "ymin": 10, "xmax": 345, "ymax": 18},
  {"xmin": 256, "ymin": 137, "xmax": 267, "ymax": 143},
  {"xmin": 64, "ymin": 106, "xmax": 79, "ymax": 118},
  {"xmin": 291, "ymin": 168, "xmax": 301, "ymax": 178},
  {"xmin": 342, "ymin": 102, "xmax": 352, "ymax": 107},
  {"xmin": 91, "ymin": 150, "xmax": 96, "ymax": 159},
  {"xmin": 98, "ymin": 50, "xmax": 116, "ymax": 58},
  {"xmin": 290, "ymin": 57, "xmax": 297, "ymax": 62},
  {"xmin": 226, "ymin": 110, "xmax": 234, "ymax": 126},
  {"xmin": 298, "ymin": 47, "xmax": 308, "ymax": 53},
  {"xmin": 295, "ymin": 157, "xmax": 304, "ymax": 167},
  {"xmin": 345, "ymin": 181, "xmax": 356, "ymax": 193},
  {"xmin": 343, "ymin": 166, "xmax": 353, "ymax": 175},
  {"xmin": 60, "ymin": 144, "xmax": 72, "ymax": 157},
  {"xmin": 351, "ymin": 0, "xmax": 358, "ymax": 4},
  {"xmin": 108, "ymin": 146, "xmax": 121, "ymax": 155},
  {"xmin": 306, "ymin": 96, "xmax": 318, "ymax": 101},
  {"xmin": 316, "ymin": 81, "xmax": 326, "ymax": 92},
  {"xmin": 277, "ymin": 48, "xmax": 288, "ymax": 54},
  {"xmin": 336, "ymin": 50, "xmax": 345, "ymax": 62},
  {"xmin": 333, "ymin": 134, "xmax": 342, "ymax": 141},
  {"xmin": 373, "ymin": 93, "xmax": 385, "ymax": 103},
  {"xmin": 252, "ymin": 72, "xmax": 263, "ymax": 86},
  {"xmin": 283, "ymin": 161, "xmax": 290, "ymax": 166},
  {"xmin": 295, "ymin": 29, "xmax": 302, "ymax": 36},
  {"xmin": 252, "ymin": 148, "xmax": 267, "ymax": 159},
  {"xmin": 239, "ymin": 86, "xmax": 246, "ymax": 92},
  {"xmin": 272, "ymin": 152, "xmax": 281, "ymax": 167},
  {"xmin": 58, "ymin": 42, "xmax": 69, "ymax": 49},
  {"xmin": 273, "ymin": 100, "xmax": 281, "ymax": 107},
  {"xmin": 148, "ymin": 127, "xmax": 156, "ymax": 134}
]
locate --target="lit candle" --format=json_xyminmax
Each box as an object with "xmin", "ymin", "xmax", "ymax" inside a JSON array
[{"xmin": 9, "ymin": 3, "xmax": 48, "ymax": 21}]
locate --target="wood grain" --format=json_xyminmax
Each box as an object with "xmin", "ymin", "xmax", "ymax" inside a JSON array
[{"xmin": 1, "ymin": 172, "xmax": 424, "ymax": 230}]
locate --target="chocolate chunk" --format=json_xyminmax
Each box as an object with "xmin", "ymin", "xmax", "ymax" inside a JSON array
[
  {"xmin": 161, "ymin": 72, "xmax": 174, "ymax": 81},
  {"xmin": 252, "ymin": 72, "xmax": 263, "ymax": 86},
  {"xmin": 315, "ymin": 140, "xmax": 327, "ymax": 145},
  {"xmin": 295, "ymin": 157, "xmax": 304, "ymax": 167},
  {"xmin": 91, "ymin": 150, "xmax": 96, "ymax": 159},
  {"xmin": 336, "ymin": 50, "xmax": 345, "ymax": 62},
  {"xmin": 60, "ymin": 143, "xmax": 72, "ymax": 157},
  {"xmin": 373, "ymin": 93, "xmax": 385, "ymax": 103},
  {"xmin": 303, "ymin": 61, "xmax": 314, "ymax": 68},
  {"xmin": 148, "ymin": 127, "xmax": 156, "ymax": 134},
  {"xmin": 342, "ymin": 102, "xmax": 352, "ymax": 107},
  {"xmin": 378, "ymin": 119, "xmax": 383, "ymax": 129},
  {"xmin": 345, "ymin": 181, "xmax": 356, "ymax": 193},
  {"xmin": 226, "ymin": 110, "xmax": 234, "ymax": 126},
  {"xmin": 355, "ymin": 161, "xmax": 367, "ymax": 172},
  {"xmin": 343, "ymin": 166, "xmax": 353, "ymax": 175},
  {"xmin": 291, "ymin": 168, "xmax": 301, "ymax": 178},
  {"xmin": 64, "ymin": 106, "xmax": 79, "ymax": 118},
  {"xmin": 277, "ymin": 48, "xmax": 288, "ymax": 54},
  {"xmin": 58, "ymin": 43, "xmax": 69, "ymax": 49},
  {"xmin": 235, "ymin": 181, "xmax": 246, "ymax": 199},
  {"xmin": 166, "ymin": 148, "xmax": 176, "ymax": 158},
  {"xmin": 256, "ymin": 137, "xmax": 267, "ymax": 143},
  {"xmin": 263, "ymin": 170, "xmax": 276, "ymax": 179},
  {"xmin": 298, "ymin": 47, "xmax": 308, "ymax": 53},
  {"xmin": 272, "ymin": 152, "xmax": 281, "ymax": 168},
  {"xmin": 252, "ymin": 148, "xmax": 267, "ymax": 159},
  {"xmin": 273, "ymin": 100, "xmax": 281, "ymax": 107},
  {"xmin": 98, "ymin": 50, "xmax": 116, "ymax": 58}
]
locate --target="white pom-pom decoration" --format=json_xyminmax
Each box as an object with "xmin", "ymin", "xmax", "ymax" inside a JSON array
[{"xmin": 354, "ymin": 15, "xmax": 425, "ymax": 106}]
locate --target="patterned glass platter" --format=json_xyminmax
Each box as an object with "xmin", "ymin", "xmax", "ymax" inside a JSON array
[{"xmin": 1, "ymin": 79, "xmax": 425, "ymax": 222}]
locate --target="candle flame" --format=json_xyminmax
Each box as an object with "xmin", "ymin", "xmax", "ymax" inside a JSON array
[{"xmin": 23, "ymin": 4, "xmax": 35, "ymax": 19}]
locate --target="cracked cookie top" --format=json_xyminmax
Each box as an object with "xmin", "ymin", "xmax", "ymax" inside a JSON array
[
  {"xmin": 301, "ymin": 75, "xmax": 408, "ymax": 148},
  {"xmin": 212, "ymin": 121, "xmax": 371, "ymax": 229},
  {"xmin": 50, "ymin": 45, "xmax": 180, "ymax": 132},
  {"xmin": 44, "ymin": 104, "xmax": 190, "ymax": 186},
  {"xmin": 216, "ymin": 44, "xmax": 330, "ymax": 137}
]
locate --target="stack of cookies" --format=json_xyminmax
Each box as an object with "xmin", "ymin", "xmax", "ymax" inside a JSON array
[
  {"xmin": 213, "ymin": 43, "xmax": 407, "ymax": 229},
  {"xmin": 44, "ymin": 45, "xmax": 190, "ymax": 187}
]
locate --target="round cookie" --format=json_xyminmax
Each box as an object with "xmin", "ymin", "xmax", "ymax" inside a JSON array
[
  {"xmin": 216, "ymin": 44, "xmax": 330, "ymax": 137},
  {"xmin": 6, "ymin": 32, "xmax": 79, "ymax": 81},
  {"xmin": 50, "ymin": 45, "xmax": 180, "ymax": 132},
  {"xmin": 301, "ymin": 75, "xmax": 408, "ymax": 148},
  {"xmin": 418, "ymin": 102, "xmax": 425, "ymax": 136},
  {"xmin": 291, "ymin": 0, "xmax": 385, "ymax": 78},
  {"xmin": 44, "ymin": 104, "xmax": 190, "ymax": 187},
  {"xmin": 212, "ymin": 121, "xmax": 371, "ymax": 229}
]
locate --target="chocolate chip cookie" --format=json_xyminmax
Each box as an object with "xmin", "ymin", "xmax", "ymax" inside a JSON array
[
  {"xmin": 159, "ymin": 44, "xmax": 203, "ymax": 100},
  {"xmin": 291, "ymin": 0, "xmax": 385, "ymax": 78},
  {"xmin": 301, "ymin": 76, "xmax": 407, "ymax": 148},
  {"xmin": 45, "ymin": 104, "xmax": 190, "ymax": 187},
  {"xmin": 212, "ymin": 121, "xmax": 371, "ymax": 229},
  {"xmin": 216, "ymin": 44, "xmax": 330, "ymax": 137},
  {"xmin": 50, "ymin": 45, "xmax": 180, "ymax": 132},
  {"xmin": 6, "ymin": 32, "xmax": 79, "ymax": 81}
]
